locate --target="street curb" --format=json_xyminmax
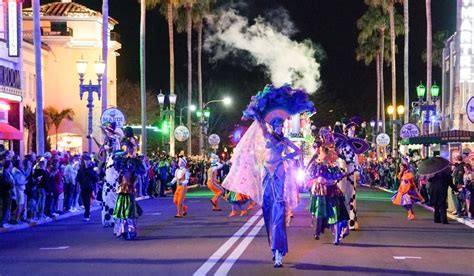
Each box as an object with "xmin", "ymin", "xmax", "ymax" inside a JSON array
[
  {"xmin": 0, "ymin": 196, "xmax": 151, "ymax": 234},
  {"xmin": 361, "ymin": 184, "xmax": 474, "ymax": 229}
]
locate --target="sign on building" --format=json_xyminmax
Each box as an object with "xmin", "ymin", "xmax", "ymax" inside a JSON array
[
  {"xmin": 460, "ymin": 0, "xmax": 474, "ymax": 81},
  {"xmin": 467, "ymin": 96, "xmax": 474, "ymax": 123},
  {"xmin": 400, "ymin": 123, "xmax": 420, "ymax": 139},
  {"xmin": 100, "ymin": 108, "xmax": 125, "ymax": 128}
]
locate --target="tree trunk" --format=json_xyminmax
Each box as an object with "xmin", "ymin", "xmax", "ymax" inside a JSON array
[
  {"xmin": 102, "ymin": 0, "xmax": 108, "ymax": 111},
  {"xmin": 379, "ymin": 27, "xmax": 386, "ymax": 134},
  {"xmin": 140, "ymin": 0, "xmax": 147, "ymax": 155},
  {"xmin": 167, "ymin": 1, "xmax": 176, "ymax": 157},
  {"xmin": 389, "ymin": 3, "xmax": 397, "ymax": 158},
  {"xmin": 377, "ymin": 52, "xmax": 381, "ymax": 134},
  {"xmin": 33, "ymin": 0, "xmax": 45, "ymax": 155},
  {"xmin": 55, "ymin": 127, "xmax": 58, "ymax": 150},
  {"xmin": 426, "ymin": 0, "xmax": 432, "ymax": 104},
  {"xmin": 403, "ymin": 0, "xmax": 409, "ymax": 123},
  {"xmin": 186, "ymin": 3, "xmax": 193, "ymax": 156},
  {"xmin": 197, "ymin": 18, "xmax": 204, "ymax": 156}
]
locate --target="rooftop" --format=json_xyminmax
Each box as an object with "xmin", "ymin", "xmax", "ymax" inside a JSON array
[{"xmin": 22, "ymin": 1, "xmax": 118, "ymax": 25}]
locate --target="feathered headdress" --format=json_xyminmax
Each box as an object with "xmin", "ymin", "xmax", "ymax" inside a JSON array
[{"xmin": 243, "ymin": 84, "xmax": 316, "ymax": 124}]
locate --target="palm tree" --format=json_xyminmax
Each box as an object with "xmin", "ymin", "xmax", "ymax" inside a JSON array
[
  {"xmin": 194, "ymin": 0, "xmax": 214, "ymax": 156},
  {"xmin": 403, "ymin": 0, "xmax": 409, "ymax": 123},
  {"xmin": 32, "ymin": 0, "xmax": 45, "ymax": 155},
  {"xmin": 357, "ymin": 5, "xmax": 402, "ymax": 134},
  {"xmin": 140, "ymin": 0, "xmax": 147, "ymax": 155},
  {"xmin": 23, "ymin": 105, "xmax": 36, "ymax": 154},
  {"xmin": 148, "ymin": 0, "xmax": 180, "ymax": 156},
  {"xmin": 425, "ymin": 0, "xmax": 433, "ymax": 103},
  {"xmin": 44, "ymin": 107, "xmax": 75, "ymax": 150},
  {"xmin": 365, "ymin": 0, "xmax": 403, "ymax": 157},
  {"xmin": 102, "ymin": 0, "xmax": 109, "ymax": 112},
  {"xmin": 422, "ymin": 30, "xmax": 449, "ymax": 68}
]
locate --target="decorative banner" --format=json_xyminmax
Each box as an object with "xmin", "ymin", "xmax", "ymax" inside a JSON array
[
  {"xmin": 208, "ymin": 134, "xmax": 221, "ymax": 146},
  {"xmin": 174, "ymin": 125, "xmax": 190, "ymax": 142},
  {"xmin": 7, "ymin": 1, "xmax": 20, "ymax": 57},
  {"xmin": 100, "ymin": 108, "xmax": 125, "ymax": 128},
  {"xmin": 467, "ymin": 97, "xmax": 474, "ymax": 123},
  {"xmin": 376, "ymin": 133, "xmax": 390, "ymax": 146},
  {"xmin": 400, "ymin": 123, "xmax": 420, "ymax": 139}
]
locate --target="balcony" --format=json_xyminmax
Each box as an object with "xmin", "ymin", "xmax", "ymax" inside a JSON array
[{"xmin": 23, "ymin": 27, "xmax": 73, "ymax": 42}]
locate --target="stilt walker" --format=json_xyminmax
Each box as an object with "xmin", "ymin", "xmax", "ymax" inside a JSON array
[
  {"xmin": 171, "ymin": 158, "xmax": 190, "ymax": 218},
  {"xmin": 207, "ymin": 154, "xmax": 224, "ymax": 211},
  {"xmin": 222, "ymin": 84, "xmax": 315, "ymax": 268},
  {"xmin": 113, "ymin": 129, "xmax": 144, "ymax": 240}
]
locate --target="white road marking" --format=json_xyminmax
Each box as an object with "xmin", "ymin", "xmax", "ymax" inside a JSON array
[
  {"xmin": 193, "ymin": 210, "xmax": 262, "ymax": 276},
  {"xmin": 393, "ymin": 256, "xmax": 422, "ymax": 260},
  {"xmin": 151, "ymin": 212, "xmax": 162, "ymax": 216},
  {"xmin": 39, "ymin": 246, "xmax": 70, "ymax": 250},
  {"xmin": 214, "ymin": 218, "xmax": 265, "ymax": 275}
]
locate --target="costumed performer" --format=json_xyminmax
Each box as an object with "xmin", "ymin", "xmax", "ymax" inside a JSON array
[
  {"xmin": 171, "ymin": 158, "xmax": 190, "ymax": 218},
  {"xmin": 112, "ymin": 130, "xmax": 144, "ymax": 240},
  {"xmin": 101, "ymin": 122, "xmax": 124, "ymax": 227},
  {"xmin": 224, "ymin": 190, "xmax": 250, "ymax": 217},
  {"xmin": 207, "ymin": 154, "xmax": 224, "ymax": 211},
  {"xmin": 222, "ymin": 84, "xmax": 315, "ymax": 268},
  {"xmin": 308, "ymin": 127, "xmax": 350, "ymax": 244},
  {"xmin": 392, "ymin": 163, "xmax": 424, "ymax": 220}
]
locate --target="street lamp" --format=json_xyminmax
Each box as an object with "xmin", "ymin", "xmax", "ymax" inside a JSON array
[
  {"xmin": 76, "ymin": 56, "xmax": 105, "ymax": 153},
  {"xmin": 198, "ymin": 97, "xmax": 232, "ymax": 155},
  {"xmin": 179, "ymin": 104, "xmax": 196, "ymax": 125},
  {"xmin": 386, "ymin": 104, "xmax": 405, "ymax": 158},
  {"xmin": 156, "ymin": 91, "xmax": 177, "ymax": 155}
]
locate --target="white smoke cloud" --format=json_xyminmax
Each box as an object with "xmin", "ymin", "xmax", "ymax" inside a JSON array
[{"xmin": 205, "ymin": 9, "xmax": 321, "ymax": 93}]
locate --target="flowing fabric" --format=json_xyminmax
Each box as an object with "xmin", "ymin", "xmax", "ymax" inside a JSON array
[
  {"xmin": 262, "ymin": 164, "xmax": 288, "ymax": 256},
  {"xmin": 222, "ymin": 121, "xmax": 267, "ymax": 205},
  {"xmin": 113, "ymin": 193, "xmax": 142, "ymax": 239},
  {"xmin": 284, "ymin": 160, "xmax": 300, "ymax": 210}
]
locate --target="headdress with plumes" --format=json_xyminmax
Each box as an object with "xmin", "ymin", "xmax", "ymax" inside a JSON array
[{"xmin": 243, "ymin": 84, "xmax": 316, "ymax": 124}]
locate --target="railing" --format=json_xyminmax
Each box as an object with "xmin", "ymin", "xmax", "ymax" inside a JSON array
[{"xmin": 23, "ymin": 27, "xmax": 73, "ymax": 40}]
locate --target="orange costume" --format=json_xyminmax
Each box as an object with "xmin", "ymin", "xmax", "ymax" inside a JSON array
[
  {"xmin": 392, "ymin": 170, "xmax": 424, "ymax": 220},
  {"xmin": 171, "ymin": 159, "xmax": 190, "ymax": 218},
  {"xmin": 207, "ymin": 158, "xmax": 224, "ymax": 211}
]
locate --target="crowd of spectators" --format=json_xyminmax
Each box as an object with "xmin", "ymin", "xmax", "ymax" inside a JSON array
[{"xmin": 0, "ymin": 146, "xmax": 231, "ymax": 229}]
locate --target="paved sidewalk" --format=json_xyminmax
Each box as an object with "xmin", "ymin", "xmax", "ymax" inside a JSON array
[
  {"xmin": 361, "ymin": 184, "xmax": 474, "ymax": 229},
  {"xmin": 0, "ymin": 196, "xmax": 150, "ymax": 234}
]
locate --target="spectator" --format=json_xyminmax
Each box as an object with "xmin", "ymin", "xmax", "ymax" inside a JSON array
[
  {"xmin": 49, "ymin": 159, "xmax": 64, "ymax": 215},
  {"xmin": 452, "ymin": 155, "xmax": 466, "ymax": 217},
  {"xmin": 158, "ymin": 155, "xmax": 170, "ymax": 197},
  {"xmin": 429, "ymin": 168, "xmax": 458, "ymax": 224},
  {"xmin": 34, "ymin": 160, "xmax": 49, "ymax": 220},
  {"xmin": 64, "ymin": 156, "xmax": 79, "ymax": 212},
  {"xmin": 1, "ymin": 160, "xmax": 14, "ymax": 227},
  {"xmin": 76, "ymin": 155, "xmax": 98, "ymax": 221},
  {"xmin": 12, "ymin": 159, "xmax": 28, "ymax": 223}
]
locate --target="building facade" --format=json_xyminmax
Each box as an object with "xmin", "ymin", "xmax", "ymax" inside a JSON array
[
  {"xmin": 441, "ymin": 1, "xmax": 474, "ymax": 132},
  {"xmin": 21, "ymin": 0, "xmax": 121, "ymax": 154},
  {"xmin": 0, "ymin": 1, "xmax": 24, "ymax": 155}
]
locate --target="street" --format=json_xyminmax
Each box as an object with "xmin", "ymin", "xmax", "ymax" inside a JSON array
[{"xmin": 0, "ymin": 187, "xmax": 473, "ymax": 276}]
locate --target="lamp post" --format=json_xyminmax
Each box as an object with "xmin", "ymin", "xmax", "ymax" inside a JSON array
[
  {"xmin": 198, "ymin": 97, "xmax": 231, "ymax": 155},
  {"xmin": 179, "ymin": 104, "xmax": 196, "ymax": 126},
  {"xmin": 76, "ymin": 56, "xmax": 105, "ymax": 153},
  {"xmin": 386, "ymin": 104, "xmax": 405, "ymax": 159},
  {"xmin": 415, "ymin": 81, "xmax": 440, "ymax": 157},
  {"xmin": 156, "ymin": 91, "xmax": 177, "ymax": 155}
]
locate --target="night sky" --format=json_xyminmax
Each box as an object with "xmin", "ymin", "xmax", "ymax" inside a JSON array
[{"xmin": 35, "ymin": 0, "xmax": 457, "ymax": 131}]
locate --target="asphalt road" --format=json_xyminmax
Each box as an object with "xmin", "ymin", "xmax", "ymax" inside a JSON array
[{"xmin": 0, "ymin": 187, "xmax": 473, "ymax": 276}]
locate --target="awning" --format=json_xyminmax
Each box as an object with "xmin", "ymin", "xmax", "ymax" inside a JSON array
[
  {"xmin": 0, "ymin": 123, "xmax": 23, "ymax": 140},
  {"xmin": 401, "ymin": 130, "xmax": 474, "ymax": 145}
]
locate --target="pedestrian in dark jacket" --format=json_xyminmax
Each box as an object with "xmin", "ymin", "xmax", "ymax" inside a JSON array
[
  {"xmin": 0, "ymin": 160, "xmax": 14, "ymax": 227},
  {"xmin": 33, "ymin": 160, "xmax": 49, "ymax": 219},
  {"xmin": 428, "ymin": 169, "xmax": 458, "ymax": 224},
  {"xmin": 76, "ymin": 156, "xmax": 98, "ymax": 221}
]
